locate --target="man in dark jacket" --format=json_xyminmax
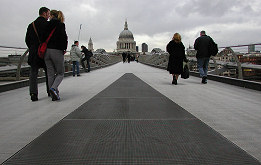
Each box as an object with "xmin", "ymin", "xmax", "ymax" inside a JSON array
[
  {"xmin": 81, "ymin": 46, "xmax": 92, "ymax": 72},
  {"xmin": 25, "ymin": 7, "xmax": 50, "ymax": 101},
  {"xmin": 194, "ymin": 31, "xmax": 215, "ymax": 84}
]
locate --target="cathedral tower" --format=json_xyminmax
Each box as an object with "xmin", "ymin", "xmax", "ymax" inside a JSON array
[{"xmin": 88, "ymin": 37, "xmax": 93, "ymax": 52}]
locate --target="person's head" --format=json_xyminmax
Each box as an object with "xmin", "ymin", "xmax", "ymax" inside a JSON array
[
  {"xmin": 200, "ymin": 31, "xmax": 206, "ymax": 36},
  {"xmin": 39, "ymin": 7, "xmax": 50, "ymax": 20},
  {"xmin": 172, "ymin": 33, "xmax": 181, "ymax": 43},
  {"xmin": 74, "ymin": 41, "xmax": 79, "ymax": 46},
  {"xmin": 50, "ymin": 10, "xmax": 65, "ymax": 23},
  {"xmin": 81, "ymin": 45, "xmax": 86, "ymax": 50}
]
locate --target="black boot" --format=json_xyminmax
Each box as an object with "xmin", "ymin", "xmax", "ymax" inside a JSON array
[
  {"xmin": 172, "ymin": 76, "xmax": 177, "ymax": 85},
  {"xmin": 202, "ymin": 76, "xmax": 207, "ymax": 84},
  {"xmin": 30, "ymin": 93, "xmax": 38, "ymax": 101}
]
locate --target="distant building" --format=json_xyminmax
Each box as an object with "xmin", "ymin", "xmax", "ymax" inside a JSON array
[
  {"xmin": 186, "ymin": 45, "xmax": 196, "ymax": 57},
  {"xmin": 88, "ymin": 37, "xmax": 94, "ymax": 52},
  {"xmin": 116, "ymin": 20, "xmax": 136, "ymax": 53},
  {"xmin": 142, "ymin": 43, "xmax": 148, "ymax": 53},
  {"xmin": 248, "ymin": 45, "xmax": 255, "ymax": 53},
  {"xmin": 238, "ymin": 53, "xmax": 261, "ymax": 65}
]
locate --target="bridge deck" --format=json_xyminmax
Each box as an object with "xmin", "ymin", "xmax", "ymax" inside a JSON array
[{"xmin": 0, "ymin": 62, "xmax": 261, "ymax": 164}]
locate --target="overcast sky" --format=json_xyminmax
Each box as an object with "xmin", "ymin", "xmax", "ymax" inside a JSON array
[{"xmin": 0, "ymin": 0, "xmax": 261, "ymax": 53}]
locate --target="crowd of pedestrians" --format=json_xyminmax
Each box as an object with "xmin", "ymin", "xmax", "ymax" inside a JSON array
[{"xmin": 25, "ymin": 6, "xmax": 217, "ymax": 102}]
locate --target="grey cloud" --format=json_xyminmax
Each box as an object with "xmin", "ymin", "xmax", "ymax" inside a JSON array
[{"xmin": 0, "ymin": 0, "xmax": 261, "ymax": 53}]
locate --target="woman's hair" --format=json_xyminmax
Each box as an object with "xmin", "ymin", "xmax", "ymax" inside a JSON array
[
  {"xmin": 50, "ymin": 10, "xmax": 65, "ymax": 23},
  {"xmin": 172, "ymin": 33, "xmax": 181, "ymax": 43}
]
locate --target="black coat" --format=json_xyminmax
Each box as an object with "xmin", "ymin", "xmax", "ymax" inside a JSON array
[
  {"xmin": 81, "ymin": 47, "xmax": 92, "ymax": 59},
  {"xmin": 25, "ymin": 16, "xmax": 48, "ymax": 67},
  {"xmin": 167, "ymin": 40, "xmax": 186, "ymax": 74},
  {"xmin": 45, "ymin": 19, "xmax": 68, "ymax": 51},
  {"xmin": 194, "ymin": 35, "xmax": 213, "ymax": 58}
]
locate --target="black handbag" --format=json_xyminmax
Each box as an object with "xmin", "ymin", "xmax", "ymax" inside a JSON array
[{"xmin": 181, "ymin": 62, "xmax": 189, "ymax": 79}]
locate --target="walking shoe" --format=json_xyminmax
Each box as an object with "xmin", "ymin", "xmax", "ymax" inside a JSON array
[
  {"xmin": 30, "ymin": 93, "xmax": 38, "ymax": 101},
  {"xmin": 201, "ymin": 76, "xmax": 207, "ymax": 84},
  {"xmin": 172, "ymin": 77, "xmax": 177, "ymax": 85},
  {"xmin": 49, "ymin": 88, "xmax": 60, "ymax": 101}
]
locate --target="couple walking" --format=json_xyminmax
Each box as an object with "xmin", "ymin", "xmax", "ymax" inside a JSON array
[
  {"xmin": 167, "ymin": 31, "xmax": 216, "ymax": 85},
  {"xmin": 25, "ymin": 7, "xmax": 68, "ymax": 101}
]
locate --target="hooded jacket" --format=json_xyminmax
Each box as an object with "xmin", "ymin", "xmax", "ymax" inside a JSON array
[{"xmin": 70, "ymin": 44, "xmax": 82, "ymax": 62}]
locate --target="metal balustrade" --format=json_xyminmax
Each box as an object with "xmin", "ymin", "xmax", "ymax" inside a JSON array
[
  {"xmin": 0, "ymin": 47, "xmax": 121, "ymax": 82},
  {"xmin": 138, "ymin": 44, "xmax": 261, "ymax": 91},
  {"xmin": 139, "ymin": 45, "xmax": 261, "ymax": 81},
  {"xmin": 1, "ymin": 44, "xmax": 261, "ymax": 91}
]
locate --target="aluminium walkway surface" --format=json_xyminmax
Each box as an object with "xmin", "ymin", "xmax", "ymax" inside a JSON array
[{"xmin": 0, "ymin": 62, "xmax": 261, "ymax": 164}]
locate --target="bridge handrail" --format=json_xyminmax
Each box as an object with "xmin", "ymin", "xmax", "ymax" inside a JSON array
[{"xmin": 0, "ymin": 47, "xmax": 121, "ymax": 81}]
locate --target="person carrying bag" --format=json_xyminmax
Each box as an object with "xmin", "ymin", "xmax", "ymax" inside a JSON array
[{"xmin": 32, "ymin": 22, "xmax": 56, "ymax": 59}]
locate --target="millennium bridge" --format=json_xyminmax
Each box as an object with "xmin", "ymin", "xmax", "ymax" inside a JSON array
[{"xmin": 0, "ymin": 45, "xmax": 261, "ymax": 164}]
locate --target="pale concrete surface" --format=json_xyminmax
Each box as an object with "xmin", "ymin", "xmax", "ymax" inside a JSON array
[{"xmin": 0, "ymin": 62, "xmax": 261, "ymax": 163}]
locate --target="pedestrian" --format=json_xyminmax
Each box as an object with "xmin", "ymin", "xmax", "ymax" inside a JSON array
[
  {"xmin": 44, "ymin": 10, "xmax": 68, "ymax": 101},
  {"xmin": 81, "ymin": 45, "xmax": 92, "ymax": 72},
  {"xmin": 122, "ymin": 52, "xmax": 127, "ymax": 63},
  {"xmin": 25, "ymin": 7, "xmax": 50, "ymax": 101},
  {"xmin": 194, "ymin": 31, "xmax": 215, "ymax": 84},
  {"xmin": 127, "ymin": 52, "xmax": 131, "ymax": 63},
  {"xmin": 70, "ymin": 41, "xmax": 81, "ymax": 76},
  {"xmin": 166, "ymin": 33, "xmax": 187, "ymax": 85}
]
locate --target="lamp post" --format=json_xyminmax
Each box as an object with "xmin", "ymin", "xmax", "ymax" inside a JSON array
[{"xmin": 78, "ymin": 24, "xmax": 82, "ymax": 41}]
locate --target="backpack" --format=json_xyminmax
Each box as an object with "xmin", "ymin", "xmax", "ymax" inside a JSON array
[
  {"xmin": 208, "ymin": 39, "xmax": 218, "ymax": 56},
  {"xmin": 87, "ymin": 50, "xmax": 93, "ymax": 57}
]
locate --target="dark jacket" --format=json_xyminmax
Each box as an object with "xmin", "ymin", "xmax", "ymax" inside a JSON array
[
  {"xmin": 81, "ymin": 47, "xmax": 92, "ymax": 59},
  {"xmin": 194, "ymin": 35, "xmax": 213, "ymax": 58},
  {"xmin": 25, "ymin": 16, "xmax": 48, "ymax": 67},
  {"xmin": 45, "ymin": 18, "xmax": 68, "ymax": 51},
  {"xmin": 166, "ymin": 40, "xmax": 186, "ymax": 74}
]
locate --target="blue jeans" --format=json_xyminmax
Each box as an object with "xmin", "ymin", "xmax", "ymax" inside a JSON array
[
  {"xmin": 197, "ymin": 57, "xmax": 210, "ymax": 77},
  {"xmin": 72, "ymin": 61, "xmax": 80, "ymax": 75}
]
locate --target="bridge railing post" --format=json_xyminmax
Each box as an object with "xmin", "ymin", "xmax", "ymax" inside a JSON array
[
  {"xmin": 211, "ymin": 56, "xmax": 219, "ymax": 75},
  {"xmin": 16, "ymin": 49, "xmax": 29, "ymax": 81},
  {"xmin": 224, "ymin": 47, "xmax": 243, "ymax": 79}
]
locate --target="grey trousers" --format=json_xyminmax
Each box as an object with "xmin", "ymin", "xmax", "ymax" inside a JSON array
[{"xmin": 44, "ymin": 48, "xmax": 64, "ymax": 92}]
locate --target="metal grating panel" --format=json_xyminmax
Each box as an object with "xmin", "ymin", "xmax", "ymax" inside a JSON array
[
  {"xmin": 2, "ymin": 73, "xmax": 261, "ymax": 165},
  {"xmin": 3, "ymin": 120, "xmax": 261, "ymax": 165}
]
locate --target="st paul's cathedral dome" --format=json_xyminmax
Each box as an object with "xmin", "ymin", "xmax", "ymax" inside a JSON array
[{"xmin": 117, "ymin": 20, "xmax": 136, "ymax": 53}]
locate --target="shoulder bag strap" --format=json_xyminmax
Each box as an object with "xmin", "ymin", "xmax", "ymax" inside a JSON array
[
  {"xmin": 45, "ymin": 27, "xmax": 56, "ymax": 43},
  {"xmin": 32, "ymin": 22, "xmax": 41, "ymax": 43}
]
